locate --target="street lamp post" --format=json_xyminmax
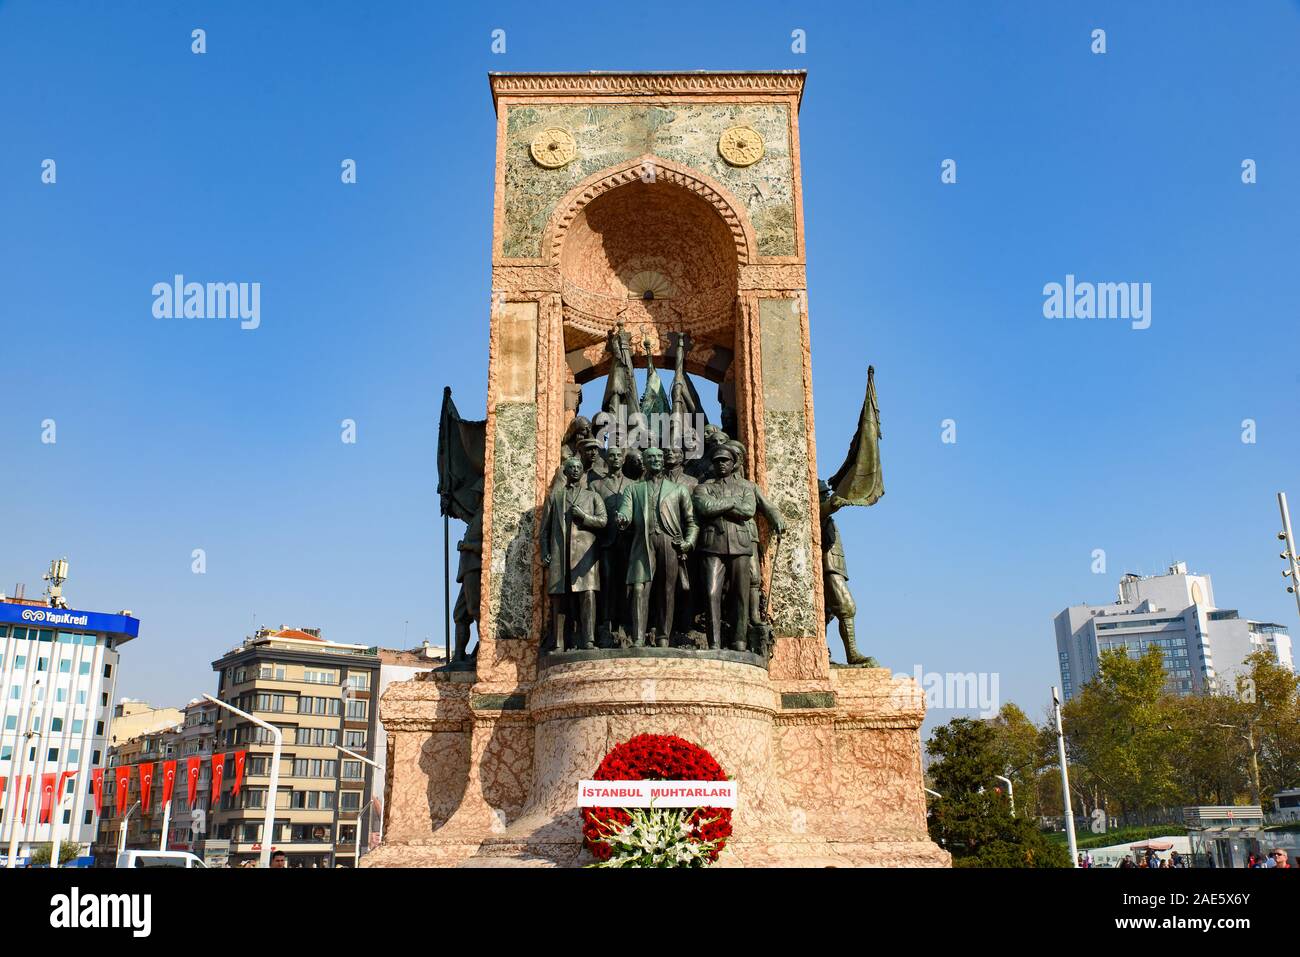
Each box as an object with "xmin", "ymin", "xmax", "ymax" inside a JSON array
[
  {"xmin": 335, "ymin": 744, "xmax": 380, "ymax": 866},
  {"xmin": 1278, "ymin": 493, "xmax": 1300, "ymax": 622},
  {"xmin": 118, "ymin": 801, "xmax": 140, "ymax": 855},
  {"xmin": 995, "ymin": 774, "xmax": 1016, "ymax": 817},
  {"xmin": 202, "ymin": 694, "xmax": 282, "ymax": 868},
  {"xmin": 1052, "ymin": 686, "xmax": 1079, "ymax": 868},
  {"xmin": 6, "ymin": 730, "xmax": 42, "ymax": 869}
]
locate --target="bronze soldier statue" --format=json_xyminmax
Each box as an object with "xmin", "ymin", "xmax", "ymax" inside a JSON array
[
  {"xmin": 540, "ymin": 456, "xmax": 607, "ymax": 652},
  {"xmin": 590, "ymin": 444, "xmax": 633, "ymax": 645},
  {"xmin": 725, "ymin": 440, "xmax": 784, "ymax": 627},
  {"xmin": 451, "ymin": 489, "xmax": 483, "ymax": 662},
  {"xmin": 692, "ymin": 444, "xmax": 757, "ymax": 651},
  {"xmin": 615, "ymin": 446, "xmax": 697, "ymax": 647},
  {"xmin": 819, "ymin": 479, "xmax": 874, "ymax": 666}
]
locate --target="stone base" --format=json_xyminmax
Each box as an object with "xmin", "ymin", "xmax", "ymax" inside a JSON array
[{"xmin": 366, "ymin": 656, "xmax": 949, "ymax": 869}]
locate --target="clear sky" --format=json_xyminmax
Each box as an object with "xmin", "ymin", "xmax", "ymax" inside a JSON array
[{"xmin": 1, "ymin": 1, "xmax": 1297, "ymax": 733}]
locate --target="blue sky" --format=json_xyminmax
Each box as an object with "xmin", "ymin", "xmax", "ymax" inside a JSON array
[{"xmin": 1, "ymin": 1, "xmax": 1297, "ymax": 732}]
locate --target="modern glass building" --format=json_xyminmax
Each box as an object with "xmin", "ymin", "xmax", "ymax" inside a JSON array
[
  {"xmin": 1053, "ymin": 563, "xmax": 1293, "ymax": 701},
  {"xmin": 0, "ymin": 596, "xmax": 139, "ymax": 860}
]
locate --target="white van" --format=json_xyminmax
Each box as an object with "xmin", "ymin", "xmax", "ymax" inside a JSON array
[{"xmin": 115, "ymin": 850, "xmax": 207, "ymax": 868}]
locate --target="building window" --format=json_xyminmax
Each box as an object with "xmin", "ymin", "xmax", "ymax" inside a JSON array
[
  {"xmin": 4, "ymin": 716, "xmax": 14, "ymax": 730},
  {"xmin": 51, "ymin": 717, "xmax": 63, "ymax": 732},
  {"xmin": 58, "ymin": 659, "xmax": 71, "ymax": 674},
  {"xmin": 78, "ymin": 662, "xmax": 90, "ymax": 675},
  {"xmin": 103, "ymin": 663, "xmax": 112, "ymax": 678},
  {"xmin": 339, "ymin": 791, "xmax": 361, "ymax": 812},
  {"xmin": 342, "ymin": 760, "xmax": 362, "ymax": 780},
  {"xmin": 344, "ymin": 731, "xmax": 366, "ymax": 749},
  {"xmin": 346, "ymin": 673, "xmax": 370, "ymax": 692},
  {"xmin": 346, "ymin": 699, "xmax": 368, "ymax": 721},
  {"xmin": 0, "ymin": 746, "xmax": 11, "ymax": 761},
  {"xmin": 72, "ymin": 719, "xmax": 83, "ymax": 734},
  {"xmin": 47, "ymin": 748, "xmax": 59, "ymax": 761}
]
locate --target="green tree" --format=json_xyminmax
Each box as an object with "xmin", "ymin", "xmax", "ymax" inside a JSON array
[
  {"xmin": 927, "ymin": 717, "xmax": 1070, "ymax": 868},
  {"xmin": 1062, "ymin": 646, "xmax": 1181, "ymax": 816},
  {"xmin": 28, "ymin": 842, "xmax": 81, "ymax": 866},
  {"xmin": 1243, "ymin": 650, "xmax": 1300, "ymax": 802}
]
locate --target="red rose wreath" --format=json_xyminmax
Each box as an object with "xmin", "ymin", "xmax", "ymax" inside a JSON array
[{"xmin": 581, "ymin": 733, "xmax": 733, "ymax": 862}]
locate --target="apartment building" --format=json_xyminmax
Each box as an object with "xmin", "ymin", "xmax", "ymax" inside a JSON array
[{"xmin": 210, "ymin": 627, "xmax": 380, "ymax": 868}]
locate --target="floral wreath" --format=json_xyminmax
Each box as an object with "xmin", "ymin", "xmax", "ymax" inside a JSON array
[{"xmin": 582, "ymin": 733, "xmax": 733, "ymax": 864}]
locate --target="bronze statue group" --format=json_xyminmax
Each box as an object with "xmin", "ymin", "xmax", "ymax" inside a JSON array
[
  {"xmin": 542, "ymin": 418, "xmax": 781, "ymax": 657},
  {"xmin": 442, "ymin": 328, "xmax": 881, "ymax": 668}
]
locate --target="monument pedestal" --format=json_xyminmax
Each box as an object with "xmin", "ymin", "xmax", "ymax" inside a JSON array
[{"xmin": 363, "ymin": 654, "xmax": 949, "ymax": 868}]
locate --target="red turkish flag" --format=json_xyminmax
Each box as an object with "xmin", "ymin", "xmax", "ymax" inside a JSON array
[
  {"xmin": 161, "ymin": 760, "xmax": 178, "ymax": 805},
  {"xmin": 58, "ymin": 770, "xmax": 77, "ymax": 804},
  {"xmin": 20, "ymin": 776, "xmax": 31, "ymax": 823},
  {"xmin": 114, "ymin": 765, "xmax": 132, "ymax": 814},
  {"xmin": 92, "ymin": 768, "xmax": 105, "ymax": 816},
  {"xmin": 186, "ymin": 757, "xmax": 201, "ymax": 808},
  {"xmin": 38, "ymin": 773, "xmax": 57, "ymax": 824},
  {"xmin": 211, "ymin": 753, "xmax": 226, "ymax": 802},
  {"xmin": 139, "ymin": 763, "xmax": 156, "ymax": 810},
  {"xmin": 232, "ymin": 751, "xmax": 247, "ymax": 796},
  {"xmin": 0, "ymin": 776, "xmax": 5, "ymax": 808}
]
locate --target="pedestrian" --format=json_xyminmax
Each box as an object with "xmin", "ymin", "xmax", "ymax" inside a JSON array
[{"xmin": 1266, "ymin": 849, "xmax": 1289, "ymax": 868}]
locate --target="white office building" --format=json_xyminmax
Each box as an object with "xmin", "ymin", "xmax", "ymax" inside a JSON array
[
  {"xmin": 0, "ymin": 589, "xmax": 139, "ymax": 861},
  {"xmin": 1054, "ymin": 563, "xmax": 1293, "ymax": 701}
]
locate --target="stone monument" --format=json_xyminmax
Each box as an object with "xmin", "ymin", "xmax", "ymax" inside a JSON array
[{"xmin": 365, "ymin": 71, "xmax": 949, "ymax": 867}]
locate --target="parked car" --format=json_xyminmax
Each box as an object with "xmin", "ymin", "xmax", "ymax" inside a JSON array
[{"xmin": 115, "ymin": 850, "xmax": 206, "ymax": 868}]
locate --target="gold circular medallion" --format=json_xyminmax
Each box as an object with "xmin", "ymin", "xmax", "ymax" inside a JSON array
[
  {"xmin": 718, "ymin": 126, "xmax": 764, "ymax": 167},
  {"xmin": 530, "ymin": 128, "xmax": 577, "ymax": 169}
]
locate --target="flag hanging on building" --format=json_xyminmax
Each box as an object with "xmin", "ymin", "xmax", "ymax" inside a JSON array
[
  {"xmin": 161, "ymin": 760, "xmax": 177, "ymax": 805},
  {"xmin": 139, "ymin": 763, "xmax": 156, "ymax": 810},
  {"xmin": 57, "ymin": 764, "xmax": 77, "ymax": 816},
  {"xmin": 186, "ymin": 757, "xmax": 201, "ymax": 808},
  {"xmin": 232, "ymin": 751, "xmax": 247, "ymax": 796},
  {"xmin": 826, "ymin": 365, "xmax": 885, "ymax": 508},
  {"xmin": 0, "ymin": 776, "xmax": 5, "ymax": 811},
  {"xmin": 91, "ymin": 768, "xmax": 104, "ymax": 816},
  {"xmin": 114, "ymin": 765, "xmax": 131, "ymax": 815},
  {"xmin": 38, "ymin": 773, "xmax": 57, "ymax": 824},
  {"xmin": 20, "ymin": 776, "xmax": 30, "ymax": 823},
  {"xmin": 211, "ymin": 753, "xmax": 226, "ymax": 803}
]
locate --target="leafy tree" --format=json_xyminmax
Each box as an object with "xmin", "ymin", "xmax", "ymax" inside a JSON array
[
  {"xmin": 927, "ymin": 717, "xmax": 1070, "ymax": 867},
  {"xmin": 28, "ymin": 843, "xmax": 81, "ymax": 866},
  {"xmin": 985, "ymin": 703, "xmax": 1054, "ymax": 818},
  {"xmin": 1242, "ymin": 650, "xmax": 1300, "ymax": 802},
  {"xmin": 1061, "ymin": 646, "xmax": 1181, "ymax": 816}
]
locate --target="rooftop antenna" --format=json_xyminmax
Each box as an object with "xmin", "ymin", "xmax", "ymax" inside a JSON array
[{"xmin": 43, "ymin": 558, "xmax": 69, "ymax": 609}]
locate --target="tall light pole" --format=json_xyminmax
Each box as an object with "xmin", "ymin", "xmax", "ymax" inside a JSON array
[
  {"xmin": 1052, "ymin": 687, "xmax": 1079, "ymax": 868},
  {"xmin": 6, "ymin": 729, "xmax": 42, "ymax": 868},
  {"xmin": 995, "ymin": 774, "xmax": 1015, "ymax": 817},
  {"xmin": 335, "ymin": 744, "xmax": 380, "ymax": 866},
  {"xmin": 202, "ymin": 694, "xmax": 282, "ymax": 868},
  {"xmin": 1278, "ymin": 492, "xmax": 1300, "ymax": 621},
  {"xmin": 118, "ymin": 801, "xmax": 140, "ymax": 854}
]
